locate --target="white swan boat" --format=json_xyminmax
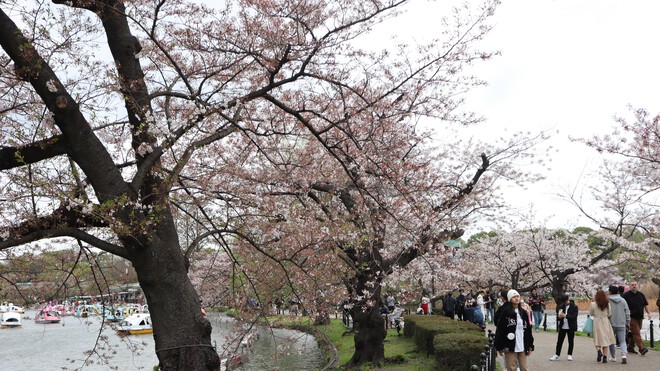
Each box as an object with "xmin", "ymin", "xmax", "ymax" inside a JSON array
[
  {"xmin": 1, "ymin": 311, "xmax": 22, "ymax": 328},
  {"xmin": 0, "ymin": 303, "xmax": 25, "ymax": 314}
]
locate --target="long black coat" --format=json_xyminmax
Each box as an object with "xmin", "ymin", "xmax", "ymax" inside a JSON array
[
  {"xmin": 494, "ymin": 305, "xmax": 534, "ymax": 354},
  {"xmin": 555, "ymin": 301, "xmax": 579, "ymax": 331}
]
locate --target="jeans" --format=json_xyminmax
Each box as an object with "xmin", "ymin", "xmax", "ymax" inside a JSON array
[
  {"xmin": 555, "ymin": 328, "xmax": 575, "ymax": 356},
  {"xmin": 532, "ymin": 310, "xmax": 543, "ymax": 330},
  {"xmin": 609, "ymin": 326, "xmax": 628, "ymax": 358}
]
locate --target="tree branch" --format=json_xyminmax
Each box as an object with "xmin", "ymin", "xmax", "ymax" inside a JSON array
[
  {"xmin": 0, "ymin": 227, "xmax": 127, "ymax": 259},
  {"xmin": 0, "ymin": 136, "xmax": 68, "ymax": 170}
]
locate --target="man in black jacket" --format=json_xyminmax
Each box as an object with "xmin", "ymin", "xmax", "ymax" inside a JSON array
[
  {"xmin": 623, "ymin": 281, "xmax": 652, "ymax": 355},
  {"xmin": 443, "ymin": 292, "xmax": 458, "ymax": 319},
  {"xmin": 549, "ymin": 295, "xmax": 578, "ymax": 361},
  {"xmin": 456, "ymin": 289, "xmax": 467, "ymax": 320}
]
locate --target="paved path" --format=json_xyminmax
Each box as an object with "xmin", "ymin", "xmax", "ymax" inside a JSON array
[{"xmin": 486, "ymin": 325, "xmax": 659, "ymax": 370}]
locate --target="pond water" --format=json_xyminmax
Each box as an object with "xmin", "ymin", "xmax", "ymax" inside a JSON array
[{"xmin": 0, "ymin": 311, "xmax": 325, "ymax": 370}]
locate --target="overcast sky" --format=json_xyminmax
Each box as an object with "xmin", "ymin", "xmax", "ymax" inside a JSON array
[{"xmin": 390, "ymin": 0, "xmax": 660, "ymax": 233}]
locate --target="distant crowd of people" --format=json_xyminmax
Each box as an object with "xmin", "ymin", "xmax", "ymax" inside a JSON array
[{"xmin": 438, "ymin": 289, "xmax": 500, "ymax": 329}]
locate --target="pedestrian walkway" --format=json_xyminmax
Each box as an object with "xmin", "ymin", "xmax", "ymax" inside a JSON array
[{"xmin": 487, "ymin": 325, "xmax": 659, "ymax": 370}]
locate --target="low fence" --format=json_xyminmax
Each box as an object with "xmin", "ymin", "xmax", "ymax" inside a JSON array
[{"xmin": 470, "ymin": 329, "xmax": 496, "ymax": 371}]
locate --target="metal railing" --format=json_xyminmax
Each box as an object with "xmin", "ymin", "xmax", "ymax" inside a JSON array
[{"xmin": 470, "ymin": 329, "xmax": 496, "ymax": 371}]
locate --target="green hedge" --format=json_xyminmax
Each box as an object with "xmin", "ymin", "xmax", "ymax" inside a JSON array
[
  {"xmin": 403, "ymin": 315, "xmax": 487, "ymax": 370},
  {"xmin": 433, "ymin": 332, "xmax": 488, "ymax": 370}
]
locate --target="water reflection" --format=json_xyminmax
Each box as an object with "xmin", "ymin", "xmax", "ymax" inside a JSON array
[{"xmin": 0, "ymin": 311, "xmax": 324, "ymax": 370}]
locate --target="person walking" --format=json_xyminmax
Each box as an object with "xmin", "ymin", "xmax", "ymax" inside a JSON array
[
  {"xmin": 589, "ymin": 289, "xmax": 616, "ymax": 364},
  {"xmin": 549, "ymin": 294, "xmax": 578, "ymax": 361},
  {"xmin": 528, "ymin": 288, "xmax": 544, "ymax": 333},
  {"xmin": 494, "ymin": 290, "xmax": 534, "ymax": 371},
  {"xmin": 443, "ymin": 292, "xmax": 457, "ymax": 318},
  {"xmin": 485, "ymin": 290, "xmax": 496, "ymax": 323},
  {"xmin": 385, "ymin": 294, "xmax": 395, "ymax": 313},
  {"xmin": 388, "ymin": 302, "xmax": 404, "ymax": 335},
  {"xmin": 494, "ymin": 289, "xmax": 510, "ymax": 325},
  {"xmin": 622, "ymin": 281, "xmax": 652, "ymax": 355},
  {"xmin": 493, "ymin": 289, "xmax": 510, "ymax": 370},
  {"xmin": 607, "ymin": 285, "xmax": 630, "ymax": 364},
  {"xmin": 476, "ymin": 290, "xmax": 486, "ymax": 319},
  {"xmin": 456, "ymin": 289, "xmax": 467, "ymax": 321}
]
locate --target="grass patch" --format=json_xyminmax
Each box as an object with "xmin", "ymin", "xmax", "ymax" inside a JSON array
[
  {"xmin": 317, "ymin": 319, "xmax": 437, "ymax": 370},
  {"xmin": 317, "ymin": 320, "xmax": 356, "ymax": 366},
  {"xmin": 265, "ymin": 314, "xmax": 313, "ymax": 327},
  {"xmin": 643, "ymin": 340, "xmax": 660, "ymax": 351}
]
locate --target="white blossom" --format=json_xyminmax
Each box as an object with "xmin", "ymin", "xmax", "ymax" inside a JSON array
[
  {"xmin": 46, "ymin": 80, "xmax": 58, "ymax": 93},
  {"xmin": 136, "ymin": 143, "xmax": 153, "ymax": 156}
]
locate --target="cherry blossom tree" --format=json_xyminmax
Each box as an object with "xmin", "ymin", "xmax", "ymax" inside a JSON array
[
  {"xmin": 214, "ymin": 117, "xmax": 549, "ymax": 362},
  {"xmin": 0, "ymin": 0, "xmax": 552, "ymax": 368},
  {"xmin": 460, "ymin": 227, "xmax": 621, "ymax": 299},
  {"xmin": 581, "ymin": 107, "xmax": 659, "ymax": 204},
  {"xmin": 188, "ymin": 249, "xmax": 232, "ymax": 308},
  {"xmin": 570, "ymin": 108, "xmax": 660, "ymax": 284}
]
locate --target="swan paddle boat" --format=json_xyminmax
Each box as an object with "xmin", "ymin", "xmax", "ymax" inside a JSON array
[
  {"xmin": 75, "ymin": 304, "xmax": 102, "ymax": 318},
  {"xmin": 1, "ymin": 311, "xmax": 22, "ymax": 328},
  {"xmin": 104, "ymin": 307, "xmax": 125, "ymax": 323},
  {"xmin": 35, "ymin": 310, "xmax": 61, "ymax": 324},
  {"xmin": 0, "ymin": 303, "xmax": 25, "ymax": 314}
]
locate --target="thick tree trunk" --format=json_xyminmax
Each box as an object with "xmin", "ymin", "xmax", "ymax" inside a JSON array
[
  {"xmin": 550, "ymin": 278, "xmax": 566, "ymax": 302},
  {"xmin": 129, "ymin": 215, "xmax": 220, "ymax": 370},
  {"xmin": 348, "ymin": 304, "xmax": 386, "ymax": 366}
]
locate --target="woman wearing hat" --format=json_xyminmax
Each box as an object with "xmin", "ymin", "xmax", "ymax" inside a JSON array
[{"xmin": 494, "ymin": 289, "xmax": 534, "ymax": 371}]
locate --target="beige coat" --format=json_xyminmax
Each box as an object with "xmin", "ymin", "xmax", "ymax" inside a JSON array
[{"xmin": 589, "ymin": 302, "xmax": 616, "ymax": 347}]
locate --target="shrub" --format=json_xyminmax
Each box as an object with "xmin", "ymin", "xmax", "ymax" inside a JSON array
[
  {"xmin": 404, "ymin": 315, "xmax": 483, "ymax": 353},
  {"xmin": 433, "ymin": 332, "xmax": 487, "ymax": 370},
  {"xmin": 403, "ymin": 314, "xmax": 488, "ymax": 369}
]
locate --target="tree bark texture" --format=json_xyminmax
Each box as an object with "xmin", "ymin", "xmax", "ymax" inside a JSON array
[
  {"xmin": 0, "ymin": 6, "xmax": 220, "ymax": 370},
  {"xmin": 129, "ymin": 215, "xmax": 219, "ymax": 370},
  {"xmin": 348, "ymin": 304, "xmax": 386, "ymax": 366}
]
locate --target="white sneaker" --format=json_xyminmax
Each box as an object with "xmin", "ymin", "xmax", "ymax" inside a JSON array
[
  {"xmin": 550, "ymin": 355, "xmax": 560, "ymax": 361},
  {"xmin": 567, "ymin": 355, "xmax": 573, "ymax": 361},
  {"xmin": 609, "ymin": 357, "xmax": 617, "ymax": 362}
]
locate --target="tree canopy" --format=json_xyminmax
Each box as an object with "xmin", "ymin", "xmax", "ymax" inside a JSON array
[{"xmin": 0, "ymin": 0, "xmax": 562, "ymax": 368}]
